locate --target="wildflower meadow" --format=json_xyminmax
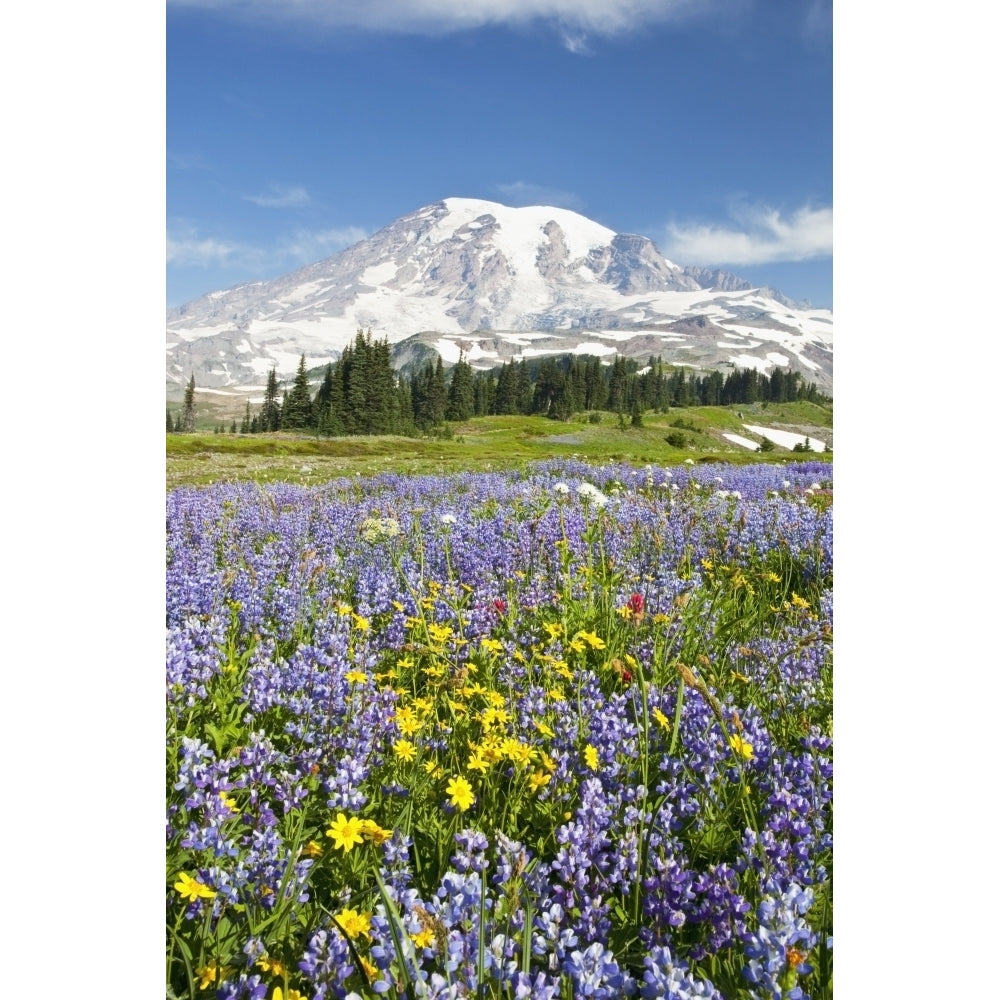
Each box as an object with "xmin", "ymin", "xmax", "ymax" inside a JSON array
[{"xmin": 166, "ymin": 458, "xmax": 832, "ymax": 999}]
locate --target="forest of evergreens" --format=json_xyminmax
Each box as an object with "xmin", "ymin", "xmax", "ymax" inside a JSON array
[{"xmin": 167, "ymin": 329, "xmax": 829, "ymax": 436}]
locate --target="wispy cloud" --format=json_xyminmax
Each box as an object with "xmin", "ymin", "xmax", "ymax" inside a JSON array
[
  {"xmin": 244, "ymin": 184, "xmax": 312, "ymax": 208},
  {"xmin": 167, "ymin": 151, "xmax": 210, "ymax": 171},
  {"xmin": 275, "ymin": 226, "xmax": 369, "ymax": 261},
  {"xmin": 168, "ymin": 1, "xmax": 715, "ymax": 51},
  {"xmin": 663, "ymin": 202, "xmax": 832, "ymax": 267},
  {"xmin": 166, "ymin": 222, "xmax": 368, "ymax": 272},
  {"xmin": 166, "ymin": 227, "xmax": 250, "ymax": 268},
  {"xmin": 496, "ymin": 181, "xmax": 583, "ymax": 209}
]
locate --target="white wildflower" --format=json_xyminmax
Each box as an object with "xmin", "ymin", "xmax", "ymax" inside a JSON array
[{"xmin": 360, "ymin": 516, "xmax": 401, "ymax": 543}]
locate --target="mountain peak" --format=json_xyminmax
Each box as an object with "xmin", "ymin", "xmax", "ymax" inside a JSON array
[{"xmin": 166, "ymin": 199, "xmax": 833, "ymax": 393}]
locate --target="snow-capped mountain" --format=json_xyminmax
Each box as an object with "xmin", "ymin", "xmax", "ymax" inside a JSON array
[{"xmin": 166, "ymin": 198, "xmax": 833, "ymax": 392}]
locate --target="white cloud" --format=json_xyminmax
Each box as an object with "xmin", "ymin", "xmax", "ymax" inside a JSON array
[
  {"xmin": 275, "ymin": 226, "xmax": 369, "ymax": 261},
  {"xmin": 166, "ymin": 229, "xmax": 248, "ymax": 267},
  {"xmin": 166, "ymin": 223, "xmax": 368, "ymax": 271},
  {"xmin": 244, "ymin": 184, "xmax": 311, "ymax": 208},
  {"xmin": 168, "ymin": 1, "xmax": 713, "ymax": 42},
  {"xmin": 496, "ymin": 181, "xmax": 583, "ymax": 209},
  {"xmin": 663, "ymin": 203, "xmax": 832, "ymax": 267}
]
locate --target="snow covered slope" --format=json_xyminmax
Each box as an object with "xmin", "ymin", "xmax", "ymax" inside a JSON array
[{"xmin": 166, "ymin": 198, "xmax": 833, "ymax": 392}]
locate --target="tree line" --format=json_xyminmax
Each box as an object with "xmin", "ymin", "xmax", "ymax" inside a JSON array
[{"xmin": 167, "ymin": 329, "xmax": 829, "ymax": 435}]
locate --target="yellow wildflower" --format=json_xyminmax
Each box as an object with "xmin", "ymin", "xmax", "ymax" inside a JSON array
[
  {"xmin": 394, "ymin": 706, "xmax": 422, "ymax": 736},
  {"xmin": 576, "ymin": 631, "xmax": 606, "ymax": 650},
  {"xmin": 583, "ymin": 744, "xmax": 599, "ymax": 770},
  {"xmin": 393, "ymin": 739, "xmax": 417, "ymax": 762},
  {"xmin": 359, "ymin": 819, "xmax": 392, "ymax": 844},
  {"xmin": 218, "ymin": 791, "xmax": 239, "ymax": 813},
  {"xmin": 335, "ymin": 907, "xmax": 373, "ymax": 940},
  {"xmin": 729, "ymin": 735, "xmax": 754, "ymax": 760},
  {"xmin": 528, "ymin": 770, "xmax": 552, "ymax": 793},
  {"xmin": 445, "ymin": 774, "xmax": 476, "ymax": 811},
  {"xmin": 412, "ymin": 927, "xmax": 436, "ymax": 949},
  {"xmin": 652, "ymin": 707, "xmax": 671, "ymax": 731},
  {"xmin": 195, "ymin": 963, "xmax": 226, "ymax": 990},
  {"xmin": 481, "ymin": 706, "xmax": 510, "ymax": 729},
  {"xmin": 301, "ymin": 840, "xmax": 324, "ymax": 858},
  {"xmin": 256, "ymin": 955, "xmax": 285, "ymax": 976},
  {"xmin": 533, "ymin": 719, "xmax": 554, "ymax": 738},
  {"xmin": 325, "ymin": 813, "xmax": 365, "ymax": 853},
  {"xmin": 344, "ymin": 670, "xmax": 367, "ymax": 684},
  {"xmin": 352, "ymin": 613, "xmax": 371, "ymax": 632},
  {"xmin": 174, "ymin": 872, "xmax": 216, "ymax": 902}
]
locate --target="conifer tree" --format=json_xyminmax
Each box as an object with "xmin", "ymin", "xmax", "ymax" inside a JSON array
[
  {"xmin": 182, "ymin": 375, "xmax": 196, "ymax": 432},
  {"xmin": 282, "ymin": 355, "xmax": 314, "ymax": 430},
  {"xmin": 166, "ymin": 410, "xmax": 174, "ymax": 433},
  {"xmin": 446, "ymin": 352, "xmax": 475, "ymax": 421},
  {"xmin": 261, "ymin": 368, "xmax": 281, "ymax": 431}
]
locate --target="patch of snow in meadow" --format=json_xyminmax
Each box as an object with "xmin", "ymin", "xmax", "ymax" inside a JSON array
[
  {"xmin": 722, "ymin": 432, "xmax": 762, "ymax": 450},
  {"xmin": 743, "ymin": 424, "xmax": 826, "ymax": 451}
]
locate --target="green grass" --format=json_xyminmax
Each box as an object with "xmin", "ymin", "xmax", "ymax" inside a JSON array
[{"xmin": 166, "ymin": 403, "xmax": 832, "ymax": 489}]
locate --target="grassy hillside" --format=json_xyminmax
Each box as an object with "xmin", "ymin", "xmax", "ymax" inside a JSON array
[{"xmin": 166, "ymin": 401, "xmax": 832, "ymax": 488}]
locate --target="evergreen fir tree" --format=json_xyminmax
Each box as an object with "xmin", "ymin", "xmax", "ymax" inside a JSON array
[
  {"xmin": 446, "ymin": 352, "xmax": 475, "ymax": 421},
  {"xmin": 283, "ymin": 355, "xmax": 314, "ymax": 430},
  {"xmin": 182, "ymin": 375, "xmax": 196, "ymax": 432},
  {"xmin": 261, "ymin": 368, "xmax": 281, "ymax": 431},
  {"xmin": 166, "ymin": 410, "xmax": 174, "ymax": 433}
]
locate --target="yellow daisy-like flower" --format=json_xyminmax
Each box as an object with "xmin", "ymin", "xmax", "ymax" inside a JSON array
[
  {"xmin": 352, "ymin": 613, "xmax": 371, "ymax": 632},
  {"xmin": 276, "ymin": 990, "xmax": 304, "ymax": 1000},
  {"xmin": 445, "ymin": 774, "xmax": 476, "ymax": 811},
  {"xmin": 195, "ymin": 962, "xmax": 226, "ymax": 990},
  {"xmin": 652, "ymin": 707, "xmax": 671, "ymax": 731},
  {"xmin": 359, "ymin": 819, "xmax": 392, "ymax": 844},
  {"xmin": 219, "ymin": 791, "xmax": 239, "ymax": 813},
  {"xmin": 790, "ymin": 593, "xmax": 811, "ymax": 609},
  {"xmin": 467, "ymin": 751, "xmax": 490, "ymax": 773},
  {"xmin": 344, "ymin": 670, "xmax": 367, "ymax": 684},
  {"xmin": 411, "ymin": 927, "xmax": 436, "ymax": 950},
  {"xmin": 533, "ymin": 719, "xmax": 554, "ymax": 738},
  {"xmin": 424, "ymin": 759, "xmax": 443, "ymax": 778},
  {"xmin": 256, "ymin": 955, "xmax": 285, "ymax": 976},
  {"xmin": 394, "ymin": 705, "xmax": 423, "ymax": 736},
  {"xmin": 301, "ymin": 840, "xmax": 324, "ymax": 858},
  {"xmin": 575, "ymin": 630, "xmax": 606, "ymax": 650},
  {"xmin": 174, "ymin": 872, "xmax": 217, "ymax": 902},
  {"xmin": 583, "ymin": 744, "xmax": 600, "ymax": 770},
  {"xmin": 335, "ymin": 906, "xmax": 373, "ymax": 940},
  {"xmin": 480, "ymin": 706, "xmax": 510, "ymax": 729},
  {"xmin": 729, "ymin": 735, "xmax": 754, "ymax": 760},
  {"xmin": 325, "ymin": 813, "xmax": 365, "ymax": 853},
  {"xmin": 528, "ymin": 769, "xmax": 552, "ymax": 793},
  {"xmin": 480, "ymin": 638, "xmax": 504, "ymax": 654},
  {"xmin": 393, "ymin": 739, "xmax": 417, "ymax": 762}
]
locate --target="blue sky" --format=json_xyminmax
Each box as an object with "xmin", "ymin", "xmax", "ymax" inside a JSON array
[{"xmin": 167, "ymin": 0, "xmax": 832, "ymax": 309}]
